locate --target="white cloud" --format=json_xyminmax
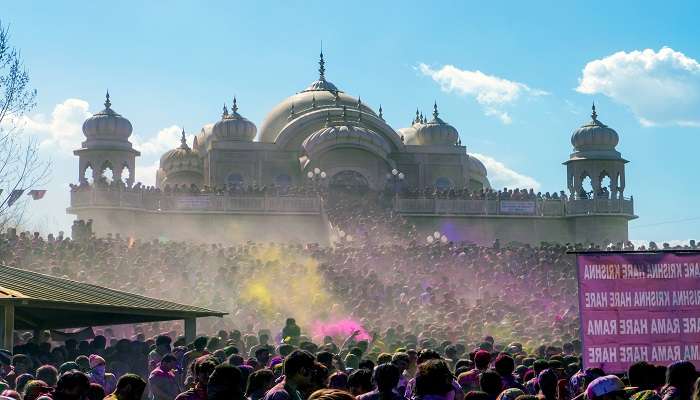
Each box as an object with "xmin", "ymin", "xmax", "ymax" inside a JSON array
[
  {"xmin": 132, "ymin": 125, "xmax": 191, "ymax": 156},
  {"xmin": 135, "ymin": 159, "xmax": 159, "ymax": 186},
  {"xmin": 418, "ymin": 63, "xmax": 548, "ymax": 124},
  {"xmin": 13, "ymin": 98, "xmax": 92, "ymax": 151},
  {"xmin": 470, "ymin": 152, "xmax": 540, "ymax": 190},
  {"xmin": 576, "ymin": 47, "xmax": 700, "ymax": 127}
]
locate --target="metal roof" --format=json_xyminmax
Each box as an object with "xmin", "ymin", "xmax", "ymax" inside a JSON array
[{"xmin": 0, "ymin": 265, "xmax": 225, "ymax": 330}]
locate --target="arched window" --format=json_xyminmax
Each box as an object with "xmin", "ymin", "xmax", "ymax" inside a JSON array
[
  {"xmin": 121, "ymin": 164, "xmax": 131, "ymax": 184},
  {"xmin": 101, "ymin": 162, "xmax": 114, "ymax": 184},
  {"xmin": 580, "ymin": 173, "xmax": 593, "ymax": 199},
  {"xmin": 83, "ymin": 164, "xmax": 94, "ymax": 184},
  {"xmin": 227, "ymin": 173, "xmax": 244, "ymax": 189},
  {"xmin": 275, "ymin": 174, "xmax": 292, "ymax": 188},
  {"xmin": 435, "ymin": 177, "xmax": 452, "ymax": 191}
]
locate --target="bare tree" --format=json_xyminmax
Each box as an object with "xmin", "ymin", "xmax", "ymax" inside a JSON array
[{"xmin": 0, "ymin": 21, "xmax": 49, "ymax": 230}]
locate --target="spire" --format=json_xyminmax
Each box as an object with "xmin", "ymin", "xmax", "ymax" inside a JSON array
[
  {"xmin": 357, "ymin": 96, "xmax": 362, "ymax": 109},
  {"xmin": 318, "ymin": 47, "xmax": 326, "ymax": 80},
  {"xmin": 222, "ymin": 103, "xmax": 229, "ymax": 118},
  {"xmin": 232, "ymin": 96, "xmax": 238, "ymax": 113},
  {"xmin": 420, "ymin": 112, "xmax": 425, "ymax": 124},
  {"xmin": 414, "ymin": 108, "xmax": 420, "ymax": 124},
  {"xmin": 379, "ymin": 104, "xmax": 383, "ymax": 120},
  {"xmin": 591, "ymin": 101, "xmax": 598, "ymax": 121},
  {"xmin": 288, "ymin": 103, "xmax": 295, "ymax": 120},
  {"xmin": 193, "ymin": 135, "xmax": 199, "ymax": 150},
  {"xmin": 104, "ymin": 90, "xmax": 111, "ymax": 109},
  {"xmin": 179, "ymin": 128, "xmax": 189, "ymax": 149},
  {"xmin": 433, "ymin": 101, "xmax": 439, "ymax": 119}
]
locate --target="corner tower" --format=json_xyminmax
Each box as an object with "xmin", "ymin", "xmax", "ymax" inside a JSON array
[
  {"xmin": 74, "ymin": 92, "xmax": 140, "ymax": 185},
  {"xmin": 565, "ymin": 104, "xmax": 627, "ymax": 199}
]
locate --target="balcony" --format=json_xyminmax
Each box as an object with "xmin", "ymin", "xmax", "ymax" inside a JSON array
[
  {"xmin": 69, "ymin": 189, "xmax": 322, "ymax": 214},
  {"xmin": 395, "ymin": 196, "xmax": 635, "ymax": 217}
]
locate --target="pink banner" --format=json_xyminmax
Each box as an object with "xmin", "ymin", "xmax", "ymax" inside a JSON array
[{"xmin": 577, "ymin": 252, "xmax": 700, "ymax": 373}]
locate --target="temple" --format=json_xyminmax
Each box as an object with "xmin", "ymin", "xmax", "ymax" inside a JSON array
[{"xmin": 68, "ymin": 53, "xmax": 636, "ymax": 245}]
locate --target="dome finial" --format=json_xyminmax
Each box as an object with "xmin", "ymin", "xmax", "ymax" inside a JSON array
[
  {"xmin": 379, "ymin": 104, "xmax": 383, "ymax": 120},
  {"xmin": 433, "ymin": 101, "xmax": 439, "ymax": 119},
  {"xmin": 414, "ymin": 108, "xmax": 420, "ymax": 124},
  {"xmin": 319, "ymin": 43, "xmax": 326, "ymax": 80},
  {"xmin": 591, "ymin": 101, "xmax": 598, "ymax": 121},
  {"xmin": 222, "ymin": 103, "xmax": 229, "ymax": 118},
  {"xmin": 179, "ymin": 128, "xmax": 188, "ymax": 149},
  {"xmin": 104, "ymin": 90, "xmax": 111, "ymax": 109},
  {"xmin": 232, "ymin": 96, "xmax": 238, "ymax": 113}
]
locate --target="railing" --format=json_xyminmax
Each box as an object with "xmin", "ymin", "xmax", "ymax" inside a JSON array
[
  {"xmin": 395, "ymin": 197, "xmax": 634, "ymax": 217},
  {"xmin": 70, "ymin": 189, "xmax": 322, "ymax": 214}
]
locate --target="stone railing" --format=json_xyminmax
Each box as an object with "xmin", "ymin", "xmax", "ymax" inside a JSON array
[
  {"xmin": 70, "ymin": 189, "xmax": 322, "ymax": 214},
  {"xmin": 395, "ymin": 197, "xmax": 635, "ymax": 217}
]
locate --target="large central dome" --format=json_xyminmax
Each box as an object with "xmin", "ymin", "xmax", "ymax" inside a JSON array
[{"xmin": 258, "ymin": 52, "xmax": 376, "ymax": 143}]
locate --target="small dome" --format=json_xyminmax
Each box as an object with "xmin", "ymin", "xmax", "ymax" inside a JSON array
[
  {"xmin": 212, "ymin": 98, "xmax": 257, "ymax": 141},
  {"xmin": 571, "ymin": 104, "xmax": 619, "ymax": 151},
  {"xmin": 468, "ymin": 154, "xmax": 487, "ymax": 177},
  {"xmin": 82, "ymin": 91, "xmax": 133, "ymax": 140},
  {"xmin": 412, "ymin": 103, "xmax": 458, "ymax": 146},
  {"xmin": 160, "ymin": 129, "xmax": 202, "ymax": 170},
  {"xmin": 302, "ymin": 124, "xmax": 391, "ymax": 157}
]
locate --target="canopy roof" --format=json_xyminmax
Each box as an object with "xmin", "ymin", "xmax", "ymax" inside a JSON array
[{"xmin": 0, "ymin": 265, "xmax": 225, "ymax": 330}]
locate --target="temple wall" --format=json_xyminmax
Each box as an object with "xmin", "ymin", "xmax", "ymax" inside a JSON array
[
  {"xmin": 71, "ymin": 208, "xmax": 330, "ymax": 245},
  {"xmin": 405, "ymin": 215, "xmax": 629, "ymax": 245}
]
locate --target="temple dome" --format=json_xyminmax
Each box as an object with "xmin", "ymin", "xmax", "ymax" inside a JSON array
[
  {"xmin": 82, "ymin": 92, "xmax": 133, "ymax": 141},
  {"xmin": 212, "ymin": 98, "xmax": 257, "ymax": 142},
  {"xmin": 302, "ymin": 124, "xmax": 391, "ymax": 157},
  {"xmin": 410, "ymin": 103, "xmax": 458, "ymax": 146},
  {"xmin": 258, "ymin": 52, "xmax": 376, "ymax": 143},
  {"xmin": 160, "ymin": 129, "xmax": 202, "ymax": 170},
  {"xmin": 468, "ymin": 155, "xmax": 487, "ymax": 177},
  {"xmin": 571, "ymin": 104, "xmax": 619, "ymax": 151}
]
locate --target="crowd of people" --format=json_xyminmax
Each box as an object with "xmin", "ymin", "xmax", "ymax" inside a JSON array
[
  {"xmin": 1, "ymin": 191, "xmax": 698, "ymax": 400},
  {"xmin": 0, "ymin": 323, "xmax": 699, "ymax": 400},
  {"xmin": 69, "ymin": 181, "xmax": 319, "ymax": 198}
]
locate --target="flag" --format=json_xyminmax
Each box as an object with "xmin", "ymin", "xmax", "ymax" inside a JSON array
[
  {"xmin": 27, "ymin": 190, "xmax": 47, "ymax": 200},
  {"xmin": 7, "ymin": 190, "xmax": 24, "ymax": 206}
]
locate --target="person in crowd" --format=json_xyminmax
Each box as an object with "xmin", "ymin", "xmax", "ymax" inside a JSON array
[
  {"xmin": 150, "ymin": 336, "xmax": 173, "ymax": 372},
  {"xmin": 183, "ymin": 338, "xmax": 209, "ymax": 373},
  {"xmin": 246, "ymin": 369, "xmax": 275, "ymax": 400},
  {"xmin": 87, "ymin": 354, "xmax": 116, "ymax": 394},
  {"xmin": 207, "ymin": 364, "xmax": 245, "ymax": 400},
  {"xmin": 86, "ymin": 383, "xmax": 105, "ymax": 400},
  {"xmin": 149, "ymin": 354, "xmax": 180, "ymax": 400},
  {"xmin": 22, "ymin": 380, "xmax": 52, "ymax": 400},
  {"xmin": 176, "ymin": 357, "xmax": 218, "ymax": 400},
  {"xmin": 414, "ymin": 360, "xmax": 454, "ymax": 400},
  {"xmin": 585, "ymin": 375, "xmax": 626, "ymax": 400},
  {"xmin": 105, "ymin": 374, "xmax": 147, "ymax": 400},
  {"xmin": 34, "ymin": 365, "xmax": 58, "ymax": 389},
  {"xmin": 357, "ymin": 363, "xmax": 404, "ymax": 400},
  {"xmin": 348, "ymin": 369, "xmax": 373, "ymax": 397},
  {"xmin": 53, "ymin": 370, "xmax": 90, "ymax": 400},
  {"xmin": 264, "ymin": 350, "xmax": 315, "ymax": 400},
  {"xmin": 661, "ymin": 361, "xmax": 698, "ymax": 400}
]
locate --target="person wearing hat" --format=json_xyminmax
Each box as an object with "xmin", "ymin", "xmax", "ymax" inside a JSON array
[
  {"xmin": 586, "ymin": 375, "xmax": 626, "ymax": 400},
  {"xmin": 22, "ymin": 380, "xmax": 52, "ymax": 400},
  {"xmin": 87, "ymin": 354, "xmax": 116, "ymax": 395}
]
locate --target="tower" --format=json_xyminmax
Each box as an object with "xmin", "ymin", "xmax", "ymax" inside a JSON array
[
  {"xmin": 565, "ymin": 104, "xmax": 627, "ymax": 199},
  {"xmin": 74, "ymin": 92, "xmax": 140, "ymax": 186}
]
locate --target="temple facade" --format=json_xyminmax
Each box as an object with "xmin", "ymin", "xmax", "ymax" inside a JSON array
[{"xmin": 68, "ymin": 53, "xmax": 636, "ymax": 245}]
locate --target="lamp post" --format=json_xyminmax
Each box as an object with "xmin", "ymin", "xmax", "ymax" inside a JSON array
[
  {"xmin": 307, "ymin": 167, "xmax": 327, "ymax": 194},
  {"xmin": 426, "ymin": 231, "xmax": 449, "ymax": 245},
  {"xmin": 386, "ymin": 168, "xmax": 405, "ymax": 208}
]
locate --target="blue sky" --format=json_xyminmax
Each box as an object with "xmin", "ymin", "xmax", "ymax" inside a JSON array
[{"xmin": 3, "ymin": 0, "xmax": 700, "ymax": 242}]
